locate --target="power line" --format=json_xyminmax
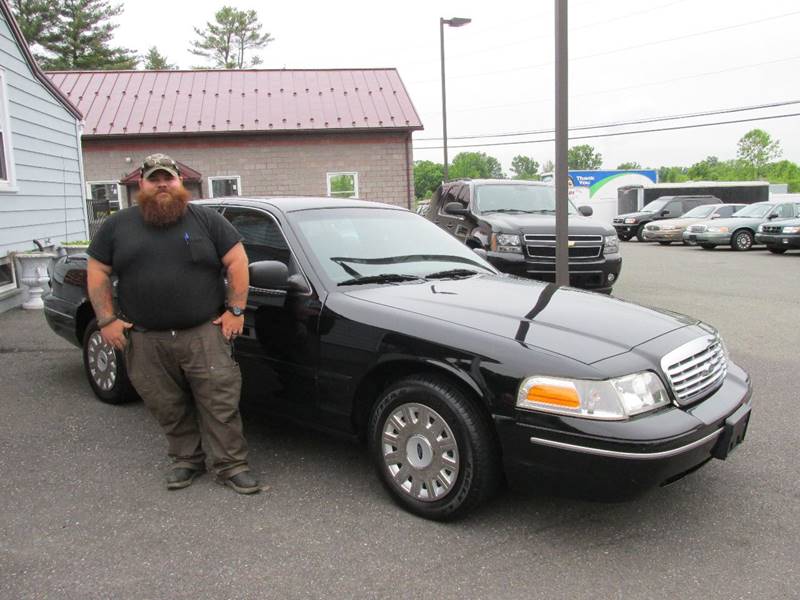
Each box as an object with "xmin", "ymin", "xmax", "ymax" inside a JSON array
[
  {"xmin": 407, "ymin": 9, "xmax": 800, "ymax": 85},
  {"xmin": 413, "ymin": 112, "xmax": 800, "ymax": 150},
  {"xmin": 415, "ymin": 99, "xmax": 800, "ymax": 141}
]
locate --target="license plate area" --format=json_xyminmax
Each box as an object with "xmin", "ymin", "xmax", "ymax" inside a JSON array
[{"xmin": 712, "ymin": 404, "xmax": 751, "ymax": 460}]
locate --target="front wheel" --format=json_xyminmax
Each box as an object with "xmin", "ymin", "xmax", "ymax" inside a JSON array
[
  {"xmin": 618, "ymin": 233, "xmax": 632, "ymax": 242},
  {"xmin": 700, "ymin": 243, "xmax": 716, "ymax": 250},
  {"xmin": 635, "ymin": 224, "xmax": 647, "ymax": 242},
  {"xmin": 368, "ymin": 375, "xmax": 499, "ymax": 521},
  {"xmin": 768, "ymin": 247, "xmax": 786, "ymax": 255},
  {"xmin": 658, "ymin": 241, "xmax": 672, "ymax": 246},
  {"xmin": 82, "ymin": 318, "xmax": 139, "ymax": 404},
  {"xmin": 731, "ymin": 229, "xmax": 754, "ymax": 251}
]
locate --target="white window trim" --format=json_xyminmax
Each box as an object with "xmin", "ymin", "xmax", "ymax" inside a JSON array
[
  {"xmin": 86, "ymin": 181, "xmax": 121, "ymax": 205},
  {"xmin": 0, "ymin": 70, "xmax": 18, "ymax": 193},
  {"xmin": 0, "ymin": 254, "xmax": 17, "ymax": 294},
  {"xmin": 208, "ymin": 175, "xmax": 242, "ymax": 198},
  {"xmin": 327, "ymin": 172, "xmax": 359, "ymax": 198}
]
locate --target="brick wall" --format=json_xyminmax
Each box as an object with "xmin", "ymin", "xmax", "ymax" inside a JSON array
[{"xmin": 82, "ymin": 131, "xmax": 414, "ymax": 209}]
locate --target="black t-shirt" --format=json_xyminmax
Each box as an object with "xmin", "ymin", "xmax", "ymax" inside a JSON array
[{"xmin": 88, "ymin": 204, "xmax": 242, "ymax": 331}]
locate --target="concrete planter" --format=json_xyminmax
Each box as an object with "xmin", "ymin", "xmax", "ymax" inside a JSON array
[{"xmin": 13, "ymin": 252, "xmax": 58, "ymax": 309}]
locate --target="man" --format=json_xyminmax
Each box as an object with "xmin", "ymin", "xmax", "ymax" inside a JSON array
[{"xmin": 86, "ymin": 154, "xmax": 260, "ymax": 494}]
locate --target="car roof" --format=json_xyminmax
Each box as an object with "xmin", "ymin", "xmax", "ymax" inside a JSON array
[
  {"xmin": 193, "ymin": 196, "xmax": 406, "ymax": 213},
  {"xmin": 446, "ymin": 179, "xmax": 551, "ymax": 187}
]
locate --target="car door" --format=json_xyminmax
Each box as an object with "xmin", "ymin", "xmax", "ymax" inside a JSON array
[
  {"xmin": 661, "ymin": 199, "xmax": 682, "ymax": 219},
  {"xmin": 221, "ymin": 205, "xmax": 321, "ymax": 420},
  {"xmin": 453, "ymin": 184, "xmax": 473, "ymax": 242},
  {"xmin": 435, "ymin": 184, "xmax": 468, "ymax": 242},
  {"xmin": 767, "ymin": 203, "xmax": 796, "ymax": 222}
]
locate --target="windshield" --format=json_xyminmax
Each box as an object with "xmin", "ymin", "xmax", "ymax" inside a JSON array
[
  {"xmin": 474, "ymin": 184, "xmax": 577, "ymax": 215},
  {"xmin": 640, "ymin": 198, "xmax": 670, "ymax": 213},
  {"xmin": 290, "ymin": 208, "xmax": 496, "ymax": 285},
  {"xmin": 732, "ymin": 203, "xmax": 771, "ymax": 218},
  {"xmin": 682, "ymin": 205, "xmax": 716, "ymax": 219}
]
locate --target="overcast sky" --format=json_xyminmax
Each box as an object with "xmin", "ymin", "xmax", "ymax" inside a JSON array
[{"xmin": 112, "ymin": 0, "xmax": 799, "ymax": 174}]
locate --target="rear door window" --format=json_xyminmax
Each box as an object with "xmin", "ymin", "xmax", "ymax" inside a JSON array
[{"xmin": 222, "ymin": 207, "xmax": 291, "ymax": 266}]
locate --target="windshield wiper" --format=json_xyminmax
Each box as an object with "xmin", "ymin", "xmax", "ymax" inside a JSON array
[
  {"xmin": 338, "ymin": 273, "xmax": 422, "ymax": 286},
  {"xmin": 425, "ymin": 268, "xmax": 481, "ymax": 280}
]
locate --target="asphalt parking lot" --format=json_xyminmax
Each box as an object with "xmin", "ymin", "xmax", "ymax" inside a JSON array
[{"xmin": 1, "ymin": 241, "xmax": 798, "ymax": 600}]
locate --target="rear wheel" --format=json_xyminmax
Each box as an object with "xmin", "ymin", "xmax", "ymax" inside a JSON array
[
  {"xmin": 82, "ymin": 318, "xmax": 139, "ymax": 404},
  {"xmin": 768, "ymin": 247, "xmax": 787, "ymax": 255},
  {"xmin": 368, "ymin": 375, "xmax": 499, "ymax": 521},
  {"xmin": 731, "ymin": 229, "xmax": 754, "ymax": 251},
  {"xmin": 658, "ymin": 241, "xmax": 672, "ymax": 246},
  {"xmin": 700, "ymin": 244, "xmax": 716, "ymax": 250},
  {"xmin": 618, "ymin": 233, "xmax": 632, "ymax": 242}
]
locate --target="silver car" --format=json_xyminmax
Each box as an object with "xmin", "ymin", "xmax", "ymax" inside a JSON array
[
  {"xmin": 682, "ymin": 201, "xmax": 800, "ymax": 251},
  {"xmin": 643, "ymin": 203, "xmax": 745, "ymax": 245}
]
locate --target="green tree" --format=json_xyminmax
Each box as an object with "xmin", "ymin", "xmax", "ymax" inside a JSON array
[
  {"xmin": 657, "ymin": 166, "xmax": 689, "ymax": 183},
  {"xmin": 616, "ymin": 162, "xmax": 641, "ymax": 170},
  {"xmin": 413, "ymin": 160, "xmax": 443, "ymax": 199},
  {"xmin": 450, "ymin": 152, "xmax": 505, "ymax": 179},
  {"xmin": 142, "ymin": 46, "xmax": 176, "ymax": 70},
  {"xmin": 764, "ymin": 160, "xmax": 800, "ymax": 193},
  {"xmin": 510, "ymin": 155, "xmax": 540, "ymax": 180},
  {"xmin": 737, "ymin": 129, "xmax": 782, "ymax": 178},
  {"xmin": 9, "ymin": 0, "xmax": 57, "ymax": 59},
  {"xmin": 567, "ymin": 144, "xmax": 602, "ymax": 170},
  {"xmin": 190, "ymin": 6, "xmax": 274, "ymax": 69}
]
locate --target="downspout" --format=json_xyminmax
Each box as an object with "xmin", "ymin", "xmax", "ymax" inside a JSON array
[
  {"xmin": 75, "ymin": 120, "xmax": 89, "ymax": 238},
  {"xmin": 405, "ymin": 132, "xmax": 412, "ymax": 210}
]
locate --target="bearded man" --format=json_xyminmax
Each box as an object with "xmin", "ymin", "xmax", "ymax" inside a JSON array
[{"xmin": 86, "ymin": 154, "xmax": 260, "ymax": 494}]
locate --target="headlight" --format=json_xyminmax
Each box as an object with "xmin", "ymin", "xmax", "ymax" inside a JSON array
[
  {"xmin": 604, "ymin": 235, "xmax": 619, "ymax": 254},
  {"xmin": 783, "ymin": 226, "xmax": 800, "ymax": 234},
  {"xmin": 516, "ymin": 371, "xmax": 670, "ymax": 420},
  {"xmin": 624, "ymin": 217, "xmax": 637, "ymax": 224},
  {"xmin": 491, "ymin": 233, "xmax": 522, "ymax": 253},
  {"xmin": 707, "ymin": 226, "xmax": 729, "ymax": 233}
]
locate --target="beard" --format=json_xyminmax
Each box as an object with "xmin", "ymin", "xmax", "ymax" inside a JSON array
[{"xmin": 136, "ymin": 185, "xmax": 191, "ymax": 227}]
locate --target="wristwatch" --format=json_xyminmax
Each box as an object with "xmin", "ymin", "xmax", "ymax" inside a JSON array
[{"xmin": 226, "ymin": 305, "xmax": 244, "ymax": 317}]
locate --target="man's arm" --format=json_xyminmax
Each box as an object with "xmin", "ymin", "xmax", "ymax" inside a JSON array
[
  {"xmin": 87, "ymin": 257, "xmax": 131, "ymax": 349},
  {"xmin": 213, "ymin": 242, "xmax": 249, "ymax": 339}
]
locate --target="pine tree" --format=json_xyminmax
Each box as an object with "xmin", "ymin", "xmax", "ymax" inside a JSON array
[
  {"xmin": 190, "ymin": 6, "xmax": 274, "ymax": 69},
  {"xmin": 9, "ymin": 0, "xmax": 57, "ymax": 62},
  {"xmin": 39, "ymin": 0, "xmax": 138, "ymax": 70},
  {"xmin": 143, "ymin": 46, "xmax": 176, "ymax": 70}
]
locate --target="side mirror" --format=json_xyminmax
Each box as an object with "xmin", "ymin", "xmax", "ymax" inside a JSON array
[
  {"xmin": 444, "ymin": 201, "xmax": 469, "ymax": 216},
  {"xmin": 578, "ymin": 205, "xmax": 593, "ymax": 217},
  {"xmin": 767, "ymin": 213, "xmax": 778, "ymax": 220},
  {"xmin": 660, "ymin": 209, "xmax": 670, "ymax": 216},
  {"xmin": 249, "ymin": 260, "xmax": 290, "ymax": 290}
]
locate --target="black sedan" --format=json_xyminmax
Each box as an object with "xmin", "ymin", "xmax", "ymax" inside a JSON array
[{"xmin": 43, "ymin": 197, "xmax": 752, "ymax": 520}]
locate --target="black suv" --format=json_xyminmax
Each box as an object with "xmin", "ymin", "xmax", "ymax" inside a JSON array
[
  {"xmin": 426, "ymin": 179, "xmax": 621, "ymax": 292},
  {"xmin": 613, "ymin": 195, "xmax": 722, "ymax": 241}
]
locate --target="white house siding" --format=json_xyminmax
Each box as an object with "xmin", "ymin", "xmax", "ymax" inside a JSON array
[{"xmin": 0, "ymin": 12, "xmax": 85, "ymax": 264}]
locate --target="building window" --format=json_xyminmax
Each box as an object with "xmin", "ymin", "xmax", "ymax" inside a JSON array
[
  {"xmin": 0, "ymin": 70, "xmax": 17, "ymax": 192},
  {"xmin": 86, "ymin": 182, "xmax": 121, "ymax": 216},
  {"xmin": 209, "ymin": 176, "xmax": 241, "ymax": 198},
  {"xmin": 0, "ymin": 255, "xmax": 16, "ymax": 294},
  {"xmin": 327, "ymin": 172, "xmax": 358, "ymax": 198}
]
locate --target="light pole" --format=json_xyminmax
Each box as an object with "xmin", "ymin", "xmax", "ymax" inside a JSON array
[
  {"xmin": 440, "ymin": 16, "xmax": 471, "ymax": 182},
  {"xmin": 554, "ymin": 0, "xmax": 569, "ymax": 287}
]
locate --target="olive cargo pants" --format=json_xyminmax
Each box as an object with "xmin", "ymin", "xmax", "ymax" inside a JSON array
[{"xmin": 125, "ymin": 321, "xmax": 249, "ymax": 479}]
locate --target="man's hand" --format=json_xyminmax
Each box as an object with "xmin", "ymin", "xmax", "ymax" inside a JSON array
[
  {"xmin": 213, "ymin": 311, "xmax": 244, "ymax": 341},
  {"xmin": 101, "ymin": 318, "xmax": 133, "ymax": 350}
]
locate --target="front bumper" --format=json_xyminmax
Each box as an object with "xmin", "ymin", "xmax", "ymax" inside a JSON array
[
  {"xmin": 682, "ymin": 231, "xmax": 732, "ymax": 245},
  {"xmin": 755, "ymin": 233, "xmax": 800, "ymax": 249},
  {"xmin": 487, "ymin": 252, "xmax": 622, "ymax": 291},
  {"xmin": 496, "ymin": 361, "xmax": 752, "ymax": 492},
  {"xmin": 642, "ymin": 229, "xmax": 684, "ymax": 242},
  {"xmin": 613, "ymin": 224, "xmax": 639, "ymax": 237}
]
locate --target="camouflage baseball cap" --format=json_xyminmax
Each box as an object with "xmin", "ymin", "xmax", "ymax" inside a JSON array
[{"xmin": 141, "ymin": 153, "xmax": 180, "ymax": 179}]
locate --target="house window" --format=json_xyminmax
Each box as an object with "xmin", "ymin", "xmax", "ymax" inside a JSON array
[
  {"xmin": 0, "ymin": 70, "xmax": 17, "ymax": 191},
  {"xmin": 0, "ymin": 255, "xmax": 16, "ymax": 294},
  {"xmin": 209, "ymin": 176, "xmax": 241, "ymax": 198},
  {"xmin": 87, "ymin": 182, "xmax": 121, "ymax": 216},
  {"xmin": 327, "ymin": 172, "xmax": 358, "ymax": 198}
]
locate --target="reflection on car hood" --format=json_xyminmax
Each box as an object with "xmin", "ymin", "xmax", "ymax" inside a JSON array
[
  {"xmin": 700, "ymin": 216, "xmax": 764, "ymax": 228},
  {"xmin": 481, "ymin": 213, "xmax": 614, "ymax": 235},
  {"xmin": 343, "ymin": 275, "xmax": 694, "ymax": 364}
]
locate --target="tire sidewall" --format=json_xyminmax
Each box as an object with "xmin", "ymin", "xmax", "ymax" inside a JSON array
[
  {"xmin": 733, "ymin": 230, "xmax": 753, "ymax": 251},
  {"xmin": 82, "ymin": 318, "xmax": 137, "ymax": 404},
  {"xmin": 368, "ymin": 378, "xmax": 482, "ymax": 520}
]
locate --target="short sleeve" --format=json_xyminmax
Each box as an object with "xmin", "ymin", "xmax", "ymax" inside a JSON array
[
  {"xmin": 204, "ymin": 207, "xmax": 243, "ymax": 257},
  {"xmin": 87, "ymin": 215, "xmax": 116, "ymax": 265}
]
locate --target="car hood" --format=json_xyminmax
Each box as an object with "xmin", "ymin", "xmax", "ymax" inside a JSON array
[
  {"xmin": 480, "ymin": 213, "xmax": 613, "ymax": 235},
  {"xmin": 342, "ymin": 275, "xmax": 695, "ymax": 364},
  {"xmin": 648, "ymin": 216, "xmax": 699, "ymax": 228},
  {"xmin": 702, "ymin": 216, "xmax": 762, "ymax": 228},
  {"xmin": 615, "ymin": 211, "xmax": 656, "ymax": 221}
]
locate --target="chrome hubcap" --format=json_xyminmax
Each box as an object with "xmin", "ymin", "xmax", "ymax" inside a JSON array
[
  {"xmin": 87, "ymin": 331, "xmax": 117, "ymax": 391},
  {"xmin": 381, "ymin": 403, "xmax": 459, "ymax": 502},
  {"xmin": 737, "ymin": 233, "xmax": 751, "ymax": 249}
]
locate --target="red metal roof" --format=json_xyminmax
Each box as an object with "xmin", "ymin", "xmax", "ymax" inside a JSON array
[{"xmin": 46, "ymin": 69, "xmax": 423, "ymax": 137}]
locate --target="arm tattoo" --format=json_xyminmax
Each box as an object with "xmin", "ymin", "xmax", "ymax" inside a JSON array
[{"xmin": 88, "ymin": 276, "xmax": 115, "ymax": 321}]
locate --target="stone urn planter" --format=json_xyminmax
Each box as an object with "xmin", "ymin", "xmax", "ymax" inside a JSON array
[
  {"xmin": 13, "ymin": 251, "xmax": 58, "ymax": 309},
  {"xmin": 59, "ymin": 241, "xmax": 90, "ymax": 256}
]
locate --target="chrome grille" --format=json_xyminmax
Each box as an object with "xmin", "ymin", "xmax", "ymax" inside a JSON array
[
  {"xmin": 613, "ymin": 218, "xmax": 624, "ymax": 224},
  {"xmin": 761, "ymin": 225, "xmax": 782, "ymax": 234},
  {"xmin": 688, "ymin": 224, "xmax": 707, "ymax": 233},
  {"xmin": 523, "ymin": 234, "xmax": 603, "ymax": 260},
  {"xmin": 660, "ymin": 335, "xmax": 727, "ymax": 406}
]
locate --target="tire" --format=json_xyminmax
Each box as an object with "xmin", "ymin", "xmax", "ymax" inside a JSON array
[
  {"xmin": 82, "ymin": 318, "xmax": 139, "ymax": 404},
  {"xmin": 700, "ymin": 244, "xmax": 716, "ymax": 250},
  {"xmin": 768, "ymin": 247, "xmax": 787, "ymax": 255},
  {"xmin": 368, "ymin": 375, "xmax": 499, "ymax": 521},
  {"xmin": 618, "ymin": 233, "xmax": 632, "ymax": 242},
  {"xmin": 731, "ymin": 229, "xmax": 754, "ymax": 251},
  {"xmin": 658, "ymin": 241, "xmax": 672, "ymax": 246},
  {"xmin": 635, "ymin": 223, "xmax": 647, "ymax": 242}
]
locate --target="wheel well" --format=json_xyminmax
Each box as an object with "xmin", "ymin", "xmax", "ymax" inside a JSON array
[
  {"xmin": 732, "ymin": 227, "xmax": 754, "ymax": 237},
  {"xmin": 75, "ymin": 301, "xmax": 95, "ymax": 345},
  {"xmin": 351, "ymin": 360, "xmax": 495, "ymax": 443}
]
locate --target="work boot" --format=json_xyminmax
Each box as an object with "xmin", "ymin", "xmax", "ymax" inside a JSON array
[
  {"xmin": 166, "ymin": 467, "xmax": 204, "ymax": 490},
  {"xmin": 218, "ymin": 471, "xmax": 261, "ymax": 495}
]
